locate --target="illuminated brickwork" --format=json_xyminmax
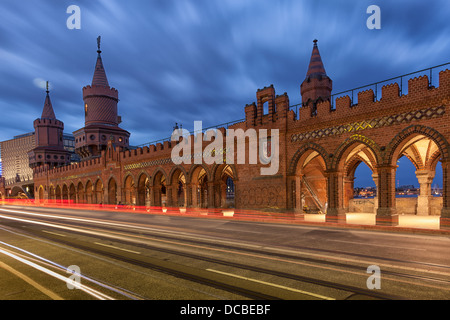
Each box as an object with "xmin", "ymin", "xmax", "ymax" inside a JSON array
[{"xmin": 30, "ymin": 40, "xmax": 450, "ymax": 230}]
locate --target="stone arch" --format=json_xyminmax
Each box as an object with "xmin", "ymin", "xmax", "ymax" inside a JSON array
[
  {"xmin": 85, "ymin": 179, "xmax": 93, "ymax": 204},
  {"xmin": 385, "ymin": 125, "xmax": 450, "ymax": 166},
  {"xmin": 62, "ymin": 184, "xmax": 69, "ymax": 201},
  {"xmin": 168, "ymin": 166, "xmax": 188, "ymax": 207},
  {"xmin": 55, "ymin": 185, "xmax": 62, "ymax": 202},
  {"xmin": 137, "ymin": 171, "xmax": 151, "ymax": 207},
  {"xmin": 49, "ymin": 185, "xmax": 56, "ymax": 201},
  {"xmin": 210, "ymin": 164, "xmax": 237, "ymax": 208},
  {"xmin": 77, "ymin": 181, "xmax": 84, "ymax": 204},
  {"xmin": 188, "ymin": 164, "xmax": 210, "ymax": 208},
  {"xmin": 168, "ymin": 166, "xmax": 188, "ymax": 186},
  {"xmin": 331, "ymin": 134, "xmax": 382, "ymax": 171},
  {"xmin": 289, "ymin": 143, "xmax": 329, "ymax": 214},
  {"xmin": 288, "ymin": 142, "xmax": 330, "ymax": 176},
  {"xmin": 38, "ymin": 185, "xmax": 44, "ymax": 202},
  {"xmin": 188, "ymin": 164, "xmax": 211, "ymax": 184},
  {"xmin": 123, "ymin": 174, "xmax": 136, "ymax": 205},
  {"xmin": 69, "ymin": 183, "xmax": 76, "ymax": 203},
  {"xmin": 383, "ymin": 125, "xmax": 449, "ymax": 219},
  {"xmin": 93, "ymin": 178, "xmax": 104, "ymax": 204},
  {"xmin": 107, "ymin": 176, "xmax": 118, "ymax": 205},
  {"xmin": 152, "ymin": 168, "xmax": 167, "ymax": 207}
]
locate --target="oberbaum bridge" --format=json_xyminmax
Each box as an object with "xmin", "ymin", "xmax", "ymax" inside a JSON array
[{"xmin": 1, "ymin": 38, "xmax": 450, "ymax": 230}]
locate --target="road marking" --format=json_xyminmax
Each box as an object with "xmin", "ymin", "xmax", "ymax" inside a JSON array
[
  {"xmin": 94, "ymin": 242, "xmax": 141, "ymax": 255},
  {"xmin": 42, "ymin": 230, "xmax": 67, "ymax": 237},
  {"xmin": 207, "ymin": 268, "xmax": 335, "ymax": 300},
  {"xmin": 0, "ymin": 259, "xmax": 63, "ymax": 300}
]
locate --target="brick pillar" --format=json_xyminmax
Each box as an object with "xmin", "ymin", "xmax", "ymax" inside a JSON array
[
  {"xmin": 343, "ymin": 175, "xmax": 355, "ymax": 212},
  {"xmin": 416, "ymin": 170, "xmax": 434, "ymax": 216},
  {"xmin": 166, "ymin": 186, "xmax": 173, "ymax": 207},
  {"xmin": 207, "ymin": 182, "xmax": 215, "ymax": 208},
  {"xmin": 294, "ymin": 175, "xmax": 303, "ymax": 213},
  {"xmin": 372, "ymin": 173, "xmax": 378, "ymax": 214},
  {"xmin": 440, "ymin": 160, "xmax": 450, "ymax": 230},
  {"xmin": 376, "ymin": 165, "xmax": 399, "ymax": 226},
  {"xmin": 325, "ymin": 170, "xmax": 346, "ymax": 223}
]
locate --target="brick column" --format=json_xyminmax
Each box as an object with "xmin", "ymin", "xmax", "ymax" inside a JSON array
[
  {"xmin": 376, "ymin": 165, "xmax": 398, "ymax": 226},
  {"xmin": 207, "ymin": 182, "xmax": 215, "ymax": 208},
  {"xmin": 372, "ymin": 173, "xmax": 378, "ymax": 214},
  {"xmin": 440, "ymin": 160, "xmax": 450, "ymax": 230},
  {"xmin": 416, "ymin": 170, "xmax": 434, "ymax": 216},
  {"xmin": 325, "ymin": 170, "xmax": 346, "ymax": 223}
]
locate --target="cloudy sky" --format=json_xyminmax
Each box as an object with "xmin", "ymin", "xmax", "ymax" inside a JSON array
[{"xmin": 0, "ymin": 0, "xmax": 449, "ymax": 187}]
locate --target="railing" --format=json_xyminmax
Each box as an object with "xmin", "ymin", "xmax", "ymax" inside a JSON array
[
  {"xmin": 289, "ymin": 61, "xmax": 450, "ymax": 117},
  {"xmin": 135, "ymin": 118, "xmax": 245, "ymax": 148},
  {"xmin": 302, "ymin": 176, "xmax": 325, "ymax": 213}
]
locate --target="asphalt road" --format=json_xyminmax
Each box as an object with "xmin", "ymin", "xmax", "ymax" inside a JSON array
[{"xmin": 0, "ymin": 204, "xmax": 449, "ymax": 304}]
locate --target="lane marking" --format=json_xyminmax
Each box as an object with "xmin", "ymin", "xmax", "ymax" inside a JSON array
[
  {"xmin": 0, "ymin": 259, "xmax": 63, "ymax": 300},
  {"xmin": 207, "ymin": 268, "xmax": 335, "ymax": 300},
  {"xmin": 94, "ymin": 242, "xmax": 141, "ymax": 255},
  {"xmin": 42, "ymin": 230, "xmax": 66, "ymax": 237}
]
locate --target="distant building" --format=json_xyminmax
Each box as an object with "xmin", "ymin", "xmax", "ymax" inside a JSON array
[{"xmin": 0, "ymin": 132, "xmax": 35, "ymax": 184}]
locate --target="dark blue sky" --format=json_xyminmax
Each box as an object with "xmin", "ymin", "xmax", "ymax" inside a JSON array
[{"xmin": 0, "ymin": 1, "xmax": 449, "ymax": 186}]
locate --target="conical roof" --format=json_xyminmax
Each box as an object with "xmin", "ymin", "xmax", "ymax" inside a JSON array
[
  {"xmin": 92, "ymin": 51, "xmax": 109, "ymax": 87},
  {"xmin": 306, "ymin": 39, "xmax": 327, "ymax": 79},
  {"xmin": 41, "ymin": 91, "xmax": 56, "ymax": 119}
]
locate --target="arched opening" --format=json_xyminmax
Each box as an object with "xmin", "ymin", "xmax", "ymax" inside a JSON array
[
  {"xmin": 85, "ymin": 180, "xmax": 93, "ymax": 204},
  {"xmin": 213, "ymin": 164, "xmax": 236, "ymax": 208},
  {"xmin": 190, "ymin": 166, "xmax": 209, "ymax": 208},
  {"xmin": 49, "ymin": 186, "xmax": 56, "ymax": 202},
  {"xmin": 108, "ymin": 178, "xmax": 117, "ymax": 205},
  {"xmin": 123, "ymin": 175, "xmax": 135, "ymax": 205},
  {"xmin": 137, "ymin": 173, "xmax": 150, "ymax": 207},
  {"xmin": 393, "ymin": 135, "xmax": 442, "ymax": 216},
  {"xmin": 170, "ymin": 168, "xmax": 186, "ymax": 207},
  {"xmin": 69, "ymin": 184, "xmax": 76, "ymax": 203},
  {"xmin": 62, "ymin": 185, "xmax": 69, "ymax": 202},
  {"xmin": 94, "ymin": 179, "xmax": 103, "ymax": 204},
  {"xmin": 55, "ymin": 185, "xmax": 62, "ymax": 202},
  {"xmin": 153, "ymin": 170, "xmax": 167, "ymax": 207},
  {"xmin": 38, "ymin": 186, "xmax": 44, "ymax": 203},
  {"xmin": 293, "ymin": 149, "xmax": 328, "ymax": 214},
  {"xmin": 77, "ymin": 182, "xmax": 84, "ymax": 204}
]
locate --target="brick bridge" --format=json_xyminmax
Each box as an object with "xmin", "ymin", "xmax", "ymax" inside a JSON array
[{"xmin": 27, "ymin": 40, "xmax": 450, "ymax": 230}]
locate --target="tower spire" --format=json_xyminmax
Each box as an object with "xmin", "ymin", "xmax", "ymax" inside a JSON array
[
  {"xmin": 306, "ymin": 39, "xmax": 327, "ymax": 79},
  {"xmin": 41, "ymin": 81, "xmax": 56, "ymax": 119},
  {"xmin": 300, "ymin": 39, "xmax": 333, "ymax": 106},
  {"xmin": 92, "ymin": 35, "xmax": 109, "ymax": 87}
]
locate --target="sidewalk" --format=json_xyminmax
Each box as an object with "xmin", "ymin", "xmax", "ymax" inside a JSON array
[{"xmin": 302, "ymin": 212, "xmax": 443, "ymax": 233}]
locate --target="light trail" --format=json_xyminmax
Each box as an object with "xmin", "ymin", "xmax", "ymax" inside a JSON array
[
  {"xmin": 1, "ymin": 207, "xmax": 449, "ymax": 293},
  {"xmin": 0, "ymin": 239, "xmax": 143, "ymax": 300},
  {"xmin": 0, "ymin": 245, "xmax": 115, "ymax": 300}
]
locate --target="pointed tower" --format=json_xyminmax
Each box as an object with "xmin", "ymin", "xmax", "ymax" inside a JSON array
[
  {"xmin": 28, "ymin": 82, "xmax": 71, "ymax": 169},
  {"xmin": 74, "ymin": 36, "xmax": 130, "ymax": 159},
  {"xmin": 300, "ymin": 40, "xmax": 332, "ymax": 109}
]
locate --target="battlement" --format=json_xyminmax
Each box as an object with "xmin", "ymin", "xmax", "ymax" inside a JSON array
[
  {"xmin": 245, "ymin": 85, "xmax": 290, "ymax": 127},
  {"xmin": 83, "ymin": 85, "xmax": 119, "ymax": 100},
  {"xmin": 33, "ymin": 157, "xmax": 103, "ymax": 179},
  {"xmin": 290, "ymin": 69, "xmax": 450, "ymax": 128},
  {"xmin": 33, "ymin": 118, "xmax": 64, "ymax": 128}
]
